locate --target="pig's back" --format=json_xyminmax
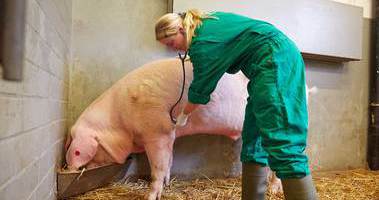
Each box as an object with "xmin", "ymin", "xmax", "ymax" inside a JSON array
[
  {"xmin": 118, "ymin": 58, "xmax": 249, "ymax": 140},
  {"xmin": 116, "ymin": 58, "xmax": 192, "ymax": 111},
  {"xmin": 109, "ymin": 58, "xmax": 193, "ymax": 136},
  {"xmin": 84, "ymin": 58, "xmax": 248, "ymax": 141}
]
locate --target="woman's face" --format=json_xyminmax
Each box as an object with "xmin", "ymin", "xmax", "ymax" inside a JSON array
[{"xmin": 159, "ymin": 27, "xmax": 187, "ymax": 51}]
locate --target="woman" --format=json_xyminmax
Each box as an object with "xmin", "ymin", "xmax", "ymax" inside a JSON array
[{"xmin": 155, "ymin": 9, "xmax": 317, "ymax": 200}]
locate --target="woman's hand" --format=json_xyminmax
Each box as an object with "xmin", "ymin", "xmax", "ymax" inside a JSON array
[
  {"xmin": 176, "ymin": 112, "xmax": 189, "ymax": 127},
  {"xmin": 175, "ymin": 102, "xmax": 199, "ymax": 127}
]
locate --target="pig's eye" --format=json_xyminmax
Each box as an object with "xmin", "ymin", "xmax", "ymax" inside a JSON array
[{"xmin": 75, "ymin": 150, "xmax": 80, "ymax": 156}]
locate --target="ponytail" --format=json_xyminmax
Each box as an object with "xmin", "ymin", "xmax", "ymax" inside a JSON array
[{"xmin": 182, "ymin": 9, "xmax": 210, "ymax": 47}]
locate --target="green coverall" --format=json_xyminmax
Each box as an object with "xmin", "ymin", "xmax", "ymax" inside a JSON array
[{"xmin": 188, "ymin": 12, "xmax": 310, "ymax": 179}]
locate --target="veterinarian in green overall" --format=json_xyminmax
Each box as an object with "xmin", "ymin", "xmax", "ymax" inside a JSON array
[{"xmin": 155, "ymin": 9, "xmax": 317, "ymax": 200}]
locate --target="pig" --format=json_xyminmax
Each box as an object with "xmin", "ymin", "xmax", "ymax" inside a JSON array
[{"xmin": 66, "ymin": 58, "xmax": 313, "ymax": 199}]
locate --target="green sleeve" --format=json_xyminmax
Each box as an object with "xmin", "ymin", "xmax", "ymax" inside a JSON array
[{"xmin": 188, "ymin": 42, "xmax": 229, "ymax": 104}]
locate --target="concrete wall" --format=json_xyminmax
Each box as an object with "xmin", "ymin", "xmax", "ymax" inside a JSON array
[
  {"xmin": 69, "ymin": 0, "xmax": 372, "ymax": 179},
  {"xmin": 69, "ymin": 0, "xmax": 172, "ymax": 126},
  {"xmin": 0, "ymin": 0, "xmax": 72, "ymax": 199},
  {"xmin": 331, "ymin": 0, "xmax": 373, "ymax": 18},
  {"xmin": 305, "ymin": 18, "xmax": 372, "ymax": 171}
]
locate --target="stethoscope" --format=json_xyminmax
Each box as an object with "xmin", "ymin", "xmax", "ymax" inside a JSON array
[{"xmin": 169, "ymin": 51, "xmax": 187, "ymax": 124}]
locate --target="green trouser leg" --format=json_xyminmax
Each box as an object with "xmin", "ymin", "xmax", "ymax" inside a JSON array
[
  {"xmin": 242, "ymin": 163, "xmax": 268, "ymax": 200},
  {"xmin": 282, "ymin": 175, "xmax": 318, "ymax": 200},
  {"xmin": 241, "ymin": 35, "xmax": 310, "ymax": 178}
]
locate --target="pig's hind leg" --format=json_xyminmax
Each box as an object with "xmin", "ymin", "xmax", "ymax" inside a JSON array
[
  {"xmin": 268, "ymin": 171, "xmax": 283, "ymax": 194},
  {"xmin": 144, "ymin": 132, "xmax": 175, "ymax": 200}
]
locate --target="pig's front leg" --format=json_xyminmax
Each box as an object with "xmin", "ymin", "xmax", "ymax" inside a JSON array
[
  {"xmin": 145, "ymin": 133, "xmax": 175, "ymax": 200},
  {"xmin": 164, "ymin": 152, "xmax": 173, "ymax": 186}
]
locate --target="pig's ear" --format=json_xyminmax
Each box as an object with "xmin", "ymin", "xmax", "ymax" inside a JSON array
[
  {"xmin": 87, "ymin": 136, "xmax": 99, "ymax": 158},
  {"xmin": 64, "ymin": 133, "xmax": 72, "ymax": 151}
]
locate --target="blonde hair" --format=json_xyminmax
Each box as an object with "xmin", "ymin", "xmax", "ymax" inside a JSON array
[{"xmin": 155, "ymin": 9, "xmax": 213, "ymax": 48}]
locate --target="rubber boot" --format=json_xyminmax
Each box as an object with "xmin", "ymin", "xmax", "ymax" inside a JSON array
[
  {"xmin": 281, "ymin": 175, "xmax": 318, "ymax": 200},
  {"xmin": 242, "ymin": 163, "xmax": 269, "ymax": 200}
]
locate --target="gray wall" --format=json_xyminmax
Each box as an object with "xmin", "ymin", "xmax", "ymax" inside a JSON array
[
  {"xmin": 69, "ymin": 0, "xmax": 173, "ymax": 126},
  {"xmin": 70, "ymin": 0, "xmax": 372, "ymax": 179},
  {"xmin": 0, "ymin": 0, "xmax": 72, "ymax": 199},
  {"xmin": 305, "ymin": 19, "xmax": 372, "ymax": 171}
]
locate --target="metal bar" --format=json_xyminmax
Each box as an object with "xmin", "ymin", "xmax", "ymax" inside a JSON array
[
  {"xmin": 368, "ymin": 0, "xmax": 379, "ymax": 170},
  {"xmin": 167, "ymin": 0, "xmax": 173, "ymax": 13},
  {"xmin": 1, "ymin": 0, "xmax": 26, "ymax": 81}
]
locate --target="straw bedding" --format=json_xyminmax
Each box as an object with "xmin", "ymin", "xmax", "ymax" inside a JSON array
[{"xmin": 69, "ymin": 168, "xmax": 379, "ymax": 200}]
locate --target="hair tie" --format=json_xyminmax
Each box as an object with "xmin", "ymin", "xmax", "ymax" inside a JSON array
[{"xmin": 178, "ymin": 12, "xmax": 186, "ymax": 19}]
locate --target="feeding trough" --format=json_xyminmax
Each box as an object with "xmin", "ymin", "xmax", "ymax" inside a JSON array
[{"xmin": 57, "ymin": 157, "xmax": 133, "ymax": 199}]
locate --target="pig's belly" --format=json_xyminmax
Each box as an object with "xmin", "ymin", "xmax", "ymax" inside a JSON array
[
  {"xmin": 175, "ymin": 73, "xmax": 247, "ymax": 140},
  {"xmin": 175, "ymin": 102, "xmax": 245, "ymax": 140},
  {"xmin": 176, "ymin": 111, "xmax": 243, "ymax": 140}
]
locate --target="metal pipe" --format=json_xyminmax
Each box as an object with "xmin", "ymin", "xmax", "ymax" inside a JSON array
[
  {"xmin": 0, "ymin": 0, "xmax": 26, "ymax": 81},
  {"xmin": 368, "ymin": 0, "xmax": 379, "ymax": 170}
]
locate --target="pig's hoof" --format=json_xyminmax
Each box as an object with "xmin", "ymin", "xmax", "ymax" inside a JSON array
[
  {"xmin": 164, "ymin": 177, "xmax": 170, "ymax": 186},
  {"xmin": 146, "ymin": 191, "xmax": 161, "ymax": 200},
  {"xmin": 269, "ymin": 183, "xmax": 283, "ymax": 194}
]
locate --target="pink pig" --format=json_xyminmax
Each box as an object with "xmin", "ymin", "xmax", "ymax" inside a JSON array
[{"xmin": 65, "ymin": 58, "xmax": 285, "ymax": 199}]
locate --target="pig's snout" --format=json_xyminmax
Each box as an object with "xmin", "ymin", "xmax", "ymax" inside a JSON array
[
  {"xmin": 65, "ymin": 146, "xmax": 86, "ymax": 169},
  {"xmin": 65, "ymin": 136, "xmax": 99, "ymax": 171}
]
